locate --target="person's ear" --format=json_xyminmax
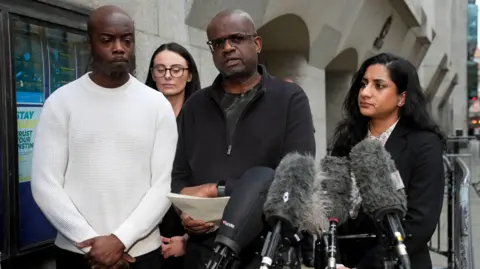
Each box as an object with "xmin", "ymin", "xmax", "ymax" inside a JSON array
[
  {"xmin": 398, "ymin": 92, "xmax": 406, "ymax": 107},
  {"xmin": 254, "ymin": 36, "xmax": 262, "ymax": 54}
]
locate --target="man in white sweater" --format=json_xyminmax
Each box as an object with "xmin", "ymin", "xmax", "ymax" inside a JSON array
[{"xmin": 31, "ymin": 5, "xmax": 177, "ymax": 269}]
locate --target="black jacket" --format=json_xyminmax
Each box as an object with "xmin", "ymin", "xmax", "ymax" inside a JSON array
[
  {"xmin": 334, "ymin": 121, "xmax": 445, "ymax": 269},
  {"xmin": 172, "ymin": 65, "xmax": 316, "ymax": 195}
]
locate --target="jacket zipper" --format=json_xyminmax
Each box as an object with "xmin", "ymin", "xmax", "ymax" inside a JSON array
[{"xmin": 225, "ymin": 87, "xmax": 266, "ymax": 156}]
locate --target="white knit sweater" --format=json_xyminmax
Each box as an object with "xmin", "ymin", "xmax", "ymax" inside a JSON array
[{"xmin": 31, "ymin": 73, "xmax": 178, "ymax": 257}]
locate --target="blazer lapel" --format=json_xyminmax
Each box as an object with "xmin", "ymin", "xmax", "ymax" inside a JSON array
[{"xmin": 384, "ymin": 123, "xmax": 409, "ymax": 162}]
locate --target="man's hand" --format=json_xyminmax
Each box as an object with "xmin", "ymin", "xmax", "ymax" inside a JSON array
[
  {"xmin": 161, "ymin": 235, "xmax": 187, "ymax": 258},
  {"xmin": 180, "ymin": 183, "xmax": 218, "ymax": 198},
  {"xmin": 178, "ymin": 184, "xmax": 217, "ymax": 234},
  {"xmin": 180, "ymin": 212, "xmax": 215, "ymax": 235},
  {"xmin": 77, "ymin": 235, "xmax": 132, "ymax": 267},
  {"xmin": 107, "ymin": 255, "xmax": 135, "ymax": 269}
]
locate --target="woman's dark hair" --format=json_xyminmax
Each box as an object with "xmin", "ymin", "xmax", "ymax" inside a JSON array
[
  {"xmin": 145, "ymin": 42, "xmax": 201, "ymax": 101},
  {"xmin": 330, "ymin": 52, "xmax": 446, "ymax": 157}
]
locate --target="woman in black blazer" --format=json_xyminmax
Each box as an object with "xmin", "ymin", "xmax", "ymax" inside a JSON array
[{"xmin": 330, "ymin": 53, "xmax": 445, "ymax": 269}]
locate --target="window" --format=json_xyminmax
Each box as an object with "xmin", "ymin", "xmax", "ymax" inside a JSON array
[
  {"xmin": 12, "ymin": 16, "xmax": 89, "ymax": 249},
  {"xmin": 467, "ymin": 61, "xmax": 478, "ymax": 100}
]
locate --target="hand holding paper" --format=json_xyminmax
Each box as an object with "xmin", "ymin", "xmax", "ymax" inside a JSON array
[{"xmin": 167, "ymin": 193, "xmax": 230, "ymax": 224}]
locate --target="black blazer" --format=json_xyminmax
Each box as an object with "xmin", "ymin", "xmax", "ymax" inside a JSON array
[{"xmin": 335, "ymin": 122, "xmax": 445, "ymax": 269}]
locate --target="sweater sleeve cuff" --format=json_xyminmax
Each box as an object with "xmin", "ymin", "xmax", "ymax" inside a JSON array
[
  {"xmin": 113, "ymin": 223, "xmax": 137, "ymax": 251},
  {"xmin": 171, "ymin": 181, "xmax": 188, "ymax": 194}
]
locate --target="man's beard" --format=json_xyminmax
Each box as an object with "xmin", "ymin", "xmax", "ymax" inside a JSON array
[
  {"xmin": 91, "ymin": 53, "xmax": 129, "ymax": 79},
  {"xmin": 109, "ymin": 69, "xmax": 128, "ymax": 78},
  {"xmin": 221, "ymin": 66, "xmax": 252, "ymax": 81}
]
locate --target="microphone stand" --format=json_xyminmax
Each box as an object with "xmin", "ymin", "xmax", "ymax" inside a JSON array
[
  {"xmin": 206, "ymin": 244, "xmax": 239, "ymax": 269},
  {"xmin": 326, "ymin": 218, "xmax": 339, "ymax": 269},
  {"xmin": 314, "ymin": 233, "xmax": 327, "ymax": 269},
  {"xmin": 259, "ymin": 222, "xmax": 283, "ymax": 269},
  {"xmin": 379, "ymin": 214, "xmax": 411, "ymax": 269}
]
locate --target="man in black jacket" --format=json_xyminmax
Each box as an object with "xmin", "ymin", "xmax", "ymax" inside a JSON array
[{"xmin": 171, "ymin": 9, "xmax": 316, "ymax": 269}]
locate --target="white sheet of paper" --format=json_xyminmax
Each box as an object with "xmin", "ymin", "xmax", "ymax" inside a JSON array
[{"xmin": 167, "ymin": 193, "xmax": 230, "ymax": 223}]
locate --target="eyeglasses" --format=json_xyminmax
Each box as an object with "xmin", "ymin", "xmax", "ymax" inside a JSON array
[
  {"xmin": 207, "ymin": 33, "xmax": 257, "ymax": 51},
  {"xmin": 151, "ymin": 66, "xmax": 188, "ymax": 78}
]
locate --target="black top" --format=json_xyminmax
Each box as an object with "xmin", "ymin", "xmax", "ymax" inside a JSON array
[
  {"xmin": 171, "ymin": 65, "xmax": 316, "ymax": 258},
  {"xmin": 334, "ymin": 121, "xmax": 445, "ymax": 269},
  {"xmin": 221, "ymin": 83, "xmax": 260, "ymax": 141},
  {"xmin": 172, "ymin": 65, "xmax": 316, "ymax": 196}
]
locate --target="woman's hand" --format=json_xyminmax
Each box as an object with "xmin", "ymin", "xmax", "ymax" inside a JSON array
[{"xmin": 161, "ymin": 235, "xmax": 187, "ymax": 258}]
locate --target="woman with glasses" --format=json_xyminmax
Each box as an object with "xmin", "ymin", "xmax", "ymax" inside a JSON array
[
  {"xmin": 145, "ymin": 42, "xmax": 201, "ymax": 269},
  {"xmin": 146, "ymin": 42, "xmax": 201, "ymax": 117}
]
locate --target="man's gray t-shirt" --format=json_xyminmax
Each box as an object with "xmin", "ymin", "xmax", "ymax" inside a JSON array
[{"xmin": 220, "ymin": 84, "xmax": 260, "ymax": 140}]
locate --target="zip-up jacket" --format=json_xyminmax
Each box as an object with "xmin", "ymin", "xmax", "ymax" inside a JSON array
[{"xmin": 171, "ymin": 65, "xmax": 316, "ymax": 196}]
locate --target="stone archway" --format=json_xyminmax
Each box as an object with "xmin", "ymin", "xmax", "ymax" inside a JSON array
[
  {"xmin": 257, "ymin": 14, "xmax": 334, "ymax": 157},
  {"xmin": 257, "ymin": 13, "xmax": 310, "ymax": 78},
  {"xmin": 325, "ymin": 48, "xmax": 359, "ymax": 145}
]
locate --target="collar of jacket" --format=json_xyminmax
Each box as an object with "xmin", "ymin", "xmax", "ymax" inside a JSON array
[{"xmin": 208, "ymin": 64, "xmax": 269, "ymax": 102}]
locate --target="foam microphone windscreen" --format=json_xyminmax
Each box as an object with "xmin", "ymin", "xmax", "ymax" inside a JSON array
[
  {"xmin": 263, "ymin": 152, "xmax": 330, "ymax": 235},
  {"xmin": 349, "ymin": 139, "xmax": 407, "ymax": 219},
  {"xmin": 319, "ymin": 156, "xmax": 352, "ymax": 225}
]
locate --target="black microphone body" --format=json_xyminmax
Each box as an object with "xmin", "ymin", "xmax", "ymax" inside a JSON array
[
  {"xmin": 318, "ymin": 155, "xmax": 353, "ymax": 269},
  {"xmin": 262, "ymin": 152, "xmax": 330, "ymax": 269},
  {"xmin": 350, "ymin": 139, "xmax": 410, "ymax": 269},
  {"xmin": 206, "ymin": 167, "xmax": 275, "ymax": 269}
]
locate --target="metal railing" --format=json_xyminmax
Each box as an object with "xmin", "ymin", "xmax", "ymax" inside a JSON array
[
  {"xmin": 454, "ymin": 157, "xmax": 475, "ymax": 269},
  {"xmin": 429, "ymin": 155, "xmax": 455, "ymax": 268},
  {"xmin": 428, "ymin": 136, "xmax": 476, "ymax": 269}
]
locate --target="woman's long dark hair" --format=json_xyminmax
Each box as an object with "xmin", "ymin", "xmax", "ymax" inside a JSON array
[
  {"xmin": 330, "ymin": 52, "xmax": 445, "ymax": 157},
  {"xmin": 145, "ymin": 42, "xmax": 201, "ymax": 101}
]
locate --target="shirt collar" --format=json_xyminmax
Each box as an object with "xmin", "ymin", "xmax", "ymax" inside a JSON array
[{"xmin": 367, "ymin": 118, "xmax": 400, "ymax": 146}]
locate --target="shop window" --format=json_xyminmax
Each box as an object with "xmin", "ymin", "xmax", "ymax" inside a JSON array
[{"xmin": 12, "ymin": 17, "xmax": 89, "ymax": 249}]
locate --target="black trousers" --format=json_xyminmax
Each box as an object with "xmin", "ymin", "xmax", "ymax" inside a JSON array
[{"xmin": 55, "ymin": 247, "xmax": 162, "ymax": 269}]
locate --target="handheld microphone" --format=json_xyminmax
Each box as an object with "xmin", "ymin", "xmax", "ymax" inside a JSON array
[
  {"xmin": 262, "ymin": 152, "xmax": 330, "ymax": 269},
  {"xmin": 206, "ymin": 167, "xmax": 274, "ymax": 269},
  {"xmin": 350, "ymin": 138, "xmax": 410, "ymax": 269},
  {"xmin": 318, "ymin": 155, "xmax": 353, "ymax": 269}
]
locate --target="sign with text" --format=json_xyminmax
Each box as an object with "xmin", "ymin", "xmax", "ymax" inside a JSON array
[{"xmin": 17, "ymin": 107, "xmax": 42, "ymax": 183}]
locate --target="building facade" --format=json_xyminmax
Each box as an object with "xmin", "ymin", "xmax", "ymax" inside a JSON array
[
  {"xmin": 41, "ymin": 0, "xmax": 468, "ymax": 154},
  {"xmin": 0, "ymin": 0, "xmax": 469, "ymax": 266},
  {"xmin": 467, "ymin": 1, "xmax": 479, "ymax": 133}
]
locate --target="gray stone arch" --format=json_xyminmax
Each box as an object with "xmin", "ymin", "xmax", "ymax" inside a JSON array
[
  {"xmin": 325, "ymin": 48, "xmax": 359, "ymax": 144},
  {"xmin": 185, "ymin": 0, "xmax": 269, "ymax": 30},
  {"xmin": 257, "ymin": 13, "xmax": 310, "ymax": 78}
]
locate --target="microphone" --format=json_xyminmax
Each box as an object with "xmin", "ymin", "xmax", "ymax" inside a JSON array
[
  {"xmin": 318, "ymin": 156, "xmax": 353, "ymax": 269},
  {"xmin": 262, "ymin": 152, "xmax": 330, "ymax": 269},
  {"xmin": 350, "ymin": 138, "xmax": 410, "ymax": 269},
  {"xmin": 206, "ymin": 167, "xmax": 274, "ymax": 269}
]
